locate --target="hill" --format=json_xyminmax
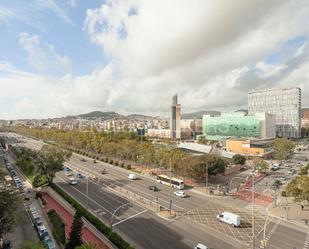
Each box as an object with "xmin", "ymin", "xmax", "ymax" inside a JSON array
[{"xmin": 77, "ymin": 111, "xmax": 121, "ymax": 119}]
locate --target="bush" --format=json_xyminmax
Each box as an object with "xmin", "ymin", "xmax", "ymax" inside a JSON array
[
  {"xmin": 96, "ymin": 156, "xmax": 99, "ymax": 160},
  {"xmin": 109, "ymin": 159, "xmax": 113, "ymax": 164},
  {"xmin": 126, "ymin": 164, "xmax": 131, "ymax": 170},
  {"xmin": 47, "ymin": 209, "xmax": 65, "ymax": 245},
  {"xmin": 51, "ymin": 184, "xmax": 134, "ymax": 249},
  {"xmin": 115, "ymin": 161, "xmax": 119, "ymax": 166},
  {"xmin": 120, "ymin": 163, "xmax": 125, "ymax": 168}
]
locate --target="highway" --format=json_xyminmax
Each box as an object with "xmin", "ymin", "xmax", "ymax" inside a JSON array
[{"xmin": 3, "ymin": 132, "xmax": 309, "ymax": 249}]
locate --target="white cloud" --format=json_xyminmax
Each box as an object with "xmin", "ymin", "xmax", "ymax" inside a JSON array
[
  {"xmin": 69, "ymin": 0, "xmax": 78, "ymax": 8},
  {"xmin": 1, "ymin": 0, "xmax": 309, "ymax": 119},
  {"xmin": 35, "ymin": 0, "xmax": 73, "ymax": 25},
  {"xmin": 19, "ymin": 32, "xmax": 71, "ymax": 76}
]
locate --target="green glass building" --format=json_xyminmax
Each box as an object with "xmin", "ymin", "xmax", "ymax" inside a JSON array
[{"xmin": 202, "ymin": 112, "xmax": 261, "ymax": 141}]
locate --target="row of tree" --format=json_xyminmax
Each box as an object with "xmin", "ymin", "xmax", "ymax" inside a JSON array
[{"xmin": 8, "ymin": 127, "xmax": 228, "ymax": 180}]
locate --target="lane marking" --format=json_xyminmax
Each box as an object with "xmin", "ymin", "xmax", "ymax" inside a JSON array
[
  {"xmin": 112, "ymin": 209, "xmax": 148, "ymax": 227},
  {"xmin": 303, "ymin": 230, "xmax": 309, "ymax": 249},
  {"xmin": 55, "ymin": 175, "xmax": 119, "ymax": 219}
]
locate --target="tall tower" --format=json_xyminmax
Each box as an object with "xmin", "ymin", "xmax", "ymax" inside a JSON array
[{"xmin": 171, "ymin": 94, "xmax": 181, "ymax": 139}]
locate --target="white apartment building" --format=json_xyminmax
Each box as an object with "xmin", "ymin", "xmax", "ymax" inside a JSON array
[{"xmin": 248, "ymin": 87, "xmax": 301, "ymax": 138}]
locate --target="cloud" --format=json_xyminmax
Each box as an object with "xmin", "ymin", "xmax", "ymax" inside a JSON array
[
  {"xmin": 19, "ymin": 32, "xmax": 71, "ymax": 76},
  {"xmin": 68, "ymin": 0, "xmax": 78, "ymax": 8},
  {"xmin": 35, "ymin": 0, "xmax": 74, "ymax": 25},
  {"xmin": 1, "ymin": 0, "xmax": 309, "ymax": 119}
]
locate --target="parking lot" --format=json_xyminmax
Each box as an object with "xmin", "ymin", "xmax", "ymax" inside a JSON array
[{"xmin": 183, "ymin": 202, "xmax": 271, "ymax": 245}]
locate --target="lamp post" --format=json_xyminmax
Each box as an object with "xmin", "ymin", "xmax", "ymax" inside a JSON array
[
  {"xmin": 169, "ymin": 157, "xmax": 172, "ymax": 215},
  {"xmin": 86, "ymin": 176, "xmax": 89, "ymax": 210},
  {"xmin": 261, "ymin": 215, "xmax": 271, "ymax": 248},
  {"xmin": 252, "ymin": 166, "xmax": 256, "ymax": 249},
  {"xmin": 110, "ymin": 202, "xmax": 130, "ymax": 231}
]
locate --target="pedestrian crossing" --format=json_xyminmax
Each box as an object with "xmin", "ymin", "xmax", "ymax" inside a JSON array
[
  {"xmin": 259, "ymin": 219, "xmax": 281, "ymax": 249},
  {"xmin": 303, "ymin": 230, "xmax": 309, "ymax": 249}
]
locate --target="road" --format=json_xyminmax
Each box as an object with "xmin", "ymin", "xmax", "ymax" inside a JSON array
[{"xmin": 2, "ymin": 132, "xmax": 309, "ymax": 249}]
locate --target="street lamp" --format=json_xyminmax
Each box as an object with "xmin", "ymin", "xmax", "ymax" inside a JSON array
[
  {"xmin": 261, "ymin": 215, "xmax": 271, "ymax": 248},
  {"xmin": 110, "ymin": 202, "xmax": 131, "ymax": 231},
  {"xmin": 252, "ymin": 166, "xmax": 256, "ymax": 249}
]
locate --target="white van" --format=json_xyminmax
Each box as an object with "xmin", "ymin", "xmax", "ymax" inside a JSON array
[
  {"xmin": 128, "ymin": 174, "xmax": 137, "ymax": 180},
  {"xmin": 194, "ymin": 243, "xmax": 208, "ymax": 249},
  {"xmin": 217, "ymin": 212, "xmax": 240, "ymax": 227}
]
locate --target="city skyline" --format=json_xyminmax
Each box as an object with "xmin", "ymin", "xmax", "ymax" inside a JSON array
[{"xmin": 0, "ymin": 0, "xmax": 309, "ymax": 120}]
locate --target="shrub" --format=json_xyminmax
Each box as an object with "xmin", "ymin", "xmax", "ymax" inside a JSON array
[
  {"xmin": 126, "ymin": 164, "xmax": 131, "ymax": 170},
  {"xmin": 115, "ymin": 161, "xmax": 119, "ymax": 166},
  {"xmin": 109, "ymin": 159, "xmax": 113, "ymax": 164},
  {"xmin": 51, "ymin": 184, "xmax": 134, "ymax": 249},
  {"xmin": 120, "ymin": 163, "xmax": 125, "ymax": 168},
  {"xmin": 47, "ymin": 209, "xmax": 65, "ymax": 245}
]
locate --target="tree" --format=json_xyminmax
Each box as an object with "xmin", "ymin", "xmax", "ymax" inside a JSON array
[
  {"xmin": 232, "ymin": 154, "xmax": 246, "ymax": 165},
  {"xmin": 285, "ymin": 175, "xmax": 309, "ymax": 202},
  {"xmin": 253, "ymin": 158, "xmax": 269, "ymax": 173},
  {"xmin": 19, "ymin": 241, "xmax": 46, "ymax": 249},
  {"xmin": 65, "ymin": 211, "xmax": 83, "ymax": 249},
  {"xmin": 37, "ymin": 145, "xmax": 72, "ymax": 185},
  {"xmin": 75, "ymin": 243, "xmax": 98, "ymax": 249},
  {"xmin": 0, "ymin": 188, "xmax": 19, "ymax": 248},
  {"xmin": 299, "ymin": 163, "xmax": 309, "ymax": 175},
  {"xmin": 273, "ymin": 138, "xmax": 295, "ymax": 160}
]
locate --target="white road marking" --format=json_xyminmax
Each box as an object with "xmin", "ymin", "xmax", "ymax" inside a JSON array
[
  {"xmin": 56, "ymin": 174, "xmax": 120, "ymax": 219},
  {"xmin": 112, "ymin": 209, "xmax": 148, "ymax": 227},
  {"xmin": 303, "ymin": 230, "xmax": 309, "ymax": 249}
]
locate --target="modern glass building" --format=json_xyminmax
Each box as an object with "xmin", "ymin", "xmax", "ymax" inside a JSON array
[
  {"xmin": 202, "ymin": 112, "xmax": 276, "ymax": 141},
  {"xmin": 248, "ymin": 87, "xmax": 301, "ymax": 138}
]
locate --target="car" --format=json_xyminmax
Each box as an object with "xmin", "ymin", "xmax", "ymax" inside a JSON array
[
  {"xmin": 76, "ymin": 173, "xmax": 83, "ymax": 178},
  {"xmin": 174, "ymin": 191, "xmax": 186, "ymax": 198},
  {"xmin": 69, "ymin": 177, "xmax": 77, "ymax": 185},
  {"xmin": 288, "ymin": 169, "xmax": 295, "ymax": 174},
  {"xmin": 279, "ymin": 176, "xmax": 286, "ymax": 181},
  {"xmin": 64, "ymin": 167, "xmax": 71, "ymax": 171},
  {"xmin": 271, "ymin": 166, "xmax": 280, "ymax": 171},
  {"xmin": 80, "ymin": 158, "xmax": 86, "ymax": 162},
  {"xmin": 3, "ymin": 240, "xmax": 12, "ymax": 249},
  {"xmin": 128, "ymin": 173, "xmax": 136, "ymax": 180},
  {"xmin": 65, "ymin": 171, "xmax": 73, "ymax": 176},
  {"xmin": 194, "ymin": 243, "xmax": 209, "ymax": 249},
  {"xmin": 148, "ymin": 185, "xmax": 158, "ymax": 191}
]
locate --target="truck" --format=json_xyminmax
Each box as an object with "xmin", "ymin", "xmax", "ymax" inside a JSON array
[{"xmin": 217, "ymin": 212, "xmax": 240, "ymax": 227}]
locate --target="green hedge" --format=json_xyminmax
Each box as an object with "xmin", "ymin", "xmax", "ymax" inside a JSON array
[
  {"xmin": 47, "ymin": 209, "xmax": 65, "ymax": 244},
  {"xmin": 51, "ymin": 184, "xmax": 134, "ymax": 249}
]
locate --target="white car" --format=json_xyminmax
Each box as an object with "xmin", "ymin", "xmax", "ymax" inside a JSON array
[
  {"xmin": 128, "ymin": 174, "xmax": 137, "ymax": 180},
  {"xmin": 65, "ymin": 171, "xmax": 73, "ymax": 176},
  {"xmin": 194, "ymin": 243, "xmax": 208, "ymax": 249},
  {"xmin": 69, "ymin": 177, "xmax": 77, "ymax": 185},
  {"xmin": 174, "ymin": 191, "xmax": 186, "ymax": 198}
]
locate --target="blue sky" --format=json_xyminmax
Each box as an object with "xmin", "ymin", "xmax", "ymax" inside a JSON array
[
  {"xmin": 0, "ymin": 0, "xmax": 309, "ymax": 119},
  {"xmin": 0, "ymin": 0, "xmax": 107, "ymax": 75}
]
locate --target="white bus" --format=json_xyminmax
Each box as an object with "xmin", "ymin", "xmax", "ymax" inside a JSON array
[{"xmin": 156, "ymin": 175, "xmax": 184, "ymax": 189}]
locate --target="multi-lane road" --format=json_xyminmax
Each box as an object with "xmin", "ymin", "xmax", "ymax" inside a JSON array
[{"xmin": 3, "ymin": 132, "xmax": 309, "ymax": 249}]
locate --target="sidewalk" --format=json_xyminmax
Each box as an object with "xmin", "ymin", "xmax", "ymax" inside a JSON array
[{"xmin": 269, "ymin": 197, "xmax": 309, "ymax": 227}]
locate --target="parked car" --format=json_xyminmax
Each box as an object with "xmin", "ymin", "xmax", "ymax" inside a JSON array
[
  {"xmin": 80, "ymin": 158, "xmax": 86, "ymax": 162},
  {"xmin": 148, "ymin": 185, "xmax": 158, "ymax": 191},
  {"xmin": 174, "ymin": 191, "xmax": 186, "ymax": 198}
]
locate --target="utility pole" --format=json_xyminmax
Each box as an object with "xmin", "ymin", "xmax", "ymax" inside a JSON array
[
  {"xmin": 205, "ymin": 164, "xmax": 208, "ymax": 193},
  {"xmin": 252, "ymin": 167, "xmax": 255, "ymax": 249},
  {"xmin": 86, "ymin": 176, "xmax": 89, "ymax": 210},
  {"xmin": 169, "ymin": 157, "xmax": 172, "ymax": 215}
]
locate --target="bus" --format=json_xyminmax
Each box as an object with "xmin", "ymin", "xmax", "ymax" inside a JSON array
[{"xmin": 156, "ymin": 175, "xmax": 184, "ymax": 189}]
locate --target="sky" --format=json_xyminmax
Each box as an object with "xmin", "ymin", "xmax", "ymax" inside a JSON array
[{"xmin": 0, "ymin": 0, "xmax": 309, "ymax": 119}]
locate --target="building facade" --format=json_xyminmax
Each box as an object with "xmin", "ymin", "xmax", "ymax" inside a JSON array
[
  {"xmin": 248, "ymin": 87, "xmax": 301, "ymax": 138},
  {"xmin": 171, "ymin": 94, "xmax": 181, "ymax": 139},
  {"xmin": 226, "ymin": 138, "xmax": 274, "ymax": 158},
  {"xmin": 202, "ymin": 112, "xmax": 276, "ymax": 141}
]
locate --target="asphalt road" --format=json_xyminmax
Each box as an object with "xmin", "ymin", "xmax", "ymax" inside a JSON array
[{"xmin": 3, "ymin": 132, "xmax": 309, "ymax": 249}]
